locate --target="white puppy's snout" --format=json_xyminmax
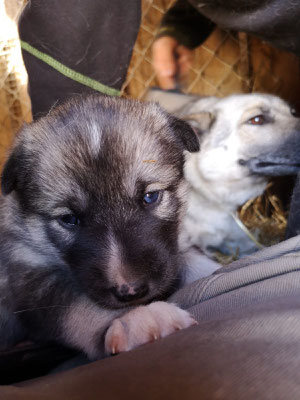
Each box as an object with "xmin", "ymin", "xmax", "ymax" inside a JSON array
[{"xmin": 290, "ymin": 107, "xmax": 300, "ymax": 118}]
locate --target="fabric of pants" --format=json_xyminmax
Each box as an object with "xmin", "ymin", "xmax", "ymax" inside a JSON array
[
  {"xmin": 18, "ymin": 0, "xmax": 141, "ymax": 119},
  {"xmin": 2, "ymin": 236, "xmax": 300, "ymax": 398}
]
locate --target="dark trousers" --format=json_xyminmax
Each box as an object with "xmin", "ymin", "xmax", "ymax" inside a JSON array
[{"xmin": 19, "ymin": 0, "xmax": 141, "ymax": 119}]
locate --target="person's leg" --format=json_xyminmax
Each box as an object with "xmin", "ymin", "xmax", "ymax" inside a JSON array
[
  {"xmin": 4, "ymin": 288, "xmax": 300, "ymax": 398},
  {"xmin": 19, "ymin": 0, "xmax": 141, "ymax": 118},
  {"xmin": 3, "ymin": 236, "xmax": 300, "ymax": 397}
]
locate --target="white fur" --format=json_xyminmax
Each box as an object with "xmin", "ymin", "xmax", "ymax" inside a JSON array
[
  {"xmin": 146, "ymin": 91, "xmax": 299, "ymax": 259},
  {"xmin": 63, "ymin": 297, "xmax": 119, "ymax": 359},
  {"xmin": 104, "ymin": 301, "xmax": 197, "ymax": 354},
  {"xmin": 181, "ymin": 247, "xmax": 221, "ymax": 284},
  {"xmin": 181, "ymin": 93, "xmax": 296, "ymax": 257}
]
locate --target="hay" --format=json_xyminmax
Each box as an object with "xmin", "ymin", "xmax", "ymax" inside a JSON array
[
  {"xmin": 239, "ymin": 182, "xmax": 287, "ymax": 247},
  {"xmin": 214, "ymin": 182, "xmax": 288, "ymax": 265}
]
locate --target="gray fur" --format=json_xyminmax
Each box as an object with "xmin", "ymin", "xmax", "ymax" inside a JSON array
[{"xmin": 0, "ymin": 95, "xmax": 199, "ymax": 358}]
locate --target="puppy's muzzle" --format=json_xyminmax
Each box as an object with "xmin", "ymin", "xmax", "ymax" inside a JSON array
[
  {"xmin": 239, "ymin": 130, "xmax": 300, "ymax": 177},
  {"xmin": 111, "ymin": 283, "xmax": 149, "ymax": 303}
]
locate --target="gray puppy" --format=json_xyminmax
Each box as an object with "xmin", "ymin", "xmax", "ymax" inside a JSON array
[{"xmin": 0, "ymin": 95, "xmax": 198, "ymax": 358}]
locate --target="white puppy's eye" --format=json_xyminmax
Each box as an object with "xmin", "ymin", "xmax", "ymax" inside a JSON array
[{"xmin": 247, "ymin": 115, "xmax": 267, "ymax": 125}]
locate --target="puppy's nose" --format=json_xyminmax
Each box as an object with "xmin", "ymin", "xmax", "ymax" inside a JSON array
[
  {"xmin": 291, "ymin": 107, "xmax": 300, "ymax": 118},
  {"xmin": 111, "ymin": 283, "xmax": 149, "ymax": 302}
]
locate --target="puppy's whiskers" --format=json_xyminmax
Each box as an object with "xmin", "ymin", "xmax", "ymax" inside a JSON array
[{"xmin": 13, "ymin": 305, "xmax": 71, "ymax": 314}]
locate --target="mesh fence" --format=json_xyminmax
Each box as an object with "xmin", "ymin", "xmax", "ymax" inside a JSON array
[
  {"xmin": 121, "ymin": 0, "xmax": 253, "ymax": 98},
  {"xmin": 122, "ymin": 0, "xmax": 300, "ymax": 104}
]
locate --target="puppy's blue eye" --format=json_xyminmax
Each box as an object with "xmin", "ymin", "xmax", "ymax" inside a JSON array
[
  {"xmin": 143, "ymin": 191, "xmax": 160, "ymax": 205},
  {"xmin": 59, "ymin": 214, "xmax": 80, "ymax": 226}
]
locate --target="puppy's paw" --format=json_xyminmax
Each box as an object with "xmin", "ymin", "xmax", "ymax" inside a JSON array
[{"xmin": 104, "ymin": 301, "xmax": 197, "ymax": 355}]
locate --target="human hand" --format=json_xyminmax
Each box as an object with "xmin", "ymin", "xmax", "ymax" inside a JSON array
[{"xmin": 152, "ymin": 36, "xmax": 193, "ymax": 89}]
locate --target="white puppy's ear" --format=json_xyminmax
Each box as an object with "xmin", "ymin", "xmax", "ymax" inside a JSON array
[{"xmin": 181, "ymin": 112, "xmax": 214, "ymax": 132}]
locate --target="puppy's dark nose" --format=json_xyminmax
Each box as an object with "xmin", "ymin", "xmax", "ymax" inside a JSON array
[
  {"xmin": 111, "ymin": 283, "xmax": 149, "ymax": 302},
  {"xmin": 291, "ymin": 107, "xmax": 300, "ymax": 118}
]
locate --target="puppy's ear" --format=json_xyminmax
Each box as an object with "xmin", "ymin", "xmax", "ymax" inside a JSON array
[
  {"xmin": 1, "ymin": 143, "xmax": 25, "ymax": 195},
  {"xmin": 181, "ymin": 111, "xmax": 214, "ymax": 132},
  {"xmin": 169, "ymin": 116, "xmax": 200, "ymax": 153}
]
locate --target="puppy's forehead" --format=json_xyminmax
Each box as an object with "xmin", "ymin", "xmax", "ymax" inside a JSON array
[
  {"xmin": 31, "ymin": 97, "xmax": 182, "ymax": 198},
  {"xmin": 217, "ymin": 93, "xmax": 290, "ymax": 118},
  {"xmin": 95, "ymin": 111, "xmax": 182, "ymax": 195},
  {"xmin": 57, "ymin": 97, "xmax": 172, "ymax": 145}
]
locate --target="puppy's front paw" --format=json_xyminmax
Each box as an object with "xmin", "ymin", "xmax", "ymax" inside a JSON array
[{"xmin": 104, "ymin": 301, "xmax": 197, "ymax": 354}]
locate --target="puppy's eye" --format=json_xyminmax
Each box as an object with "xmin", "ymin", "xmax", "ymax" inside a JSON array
[
  {"xmin": 143, "ymin": 191, "xmax": 160, "ymax": 206},
  {"xmin": 247, "ymin": 115, "xmax": 266, "ymax": 125},
  {"xmin": 59, "ymin": 214, "xmax": 80, "ymax": 227}
]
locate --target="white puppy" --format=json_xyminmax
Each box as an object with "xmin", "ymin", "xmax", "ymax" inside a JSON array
[{"xmin": 146, "ymin": 90, "xmax": 300, "ymax": 260}]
